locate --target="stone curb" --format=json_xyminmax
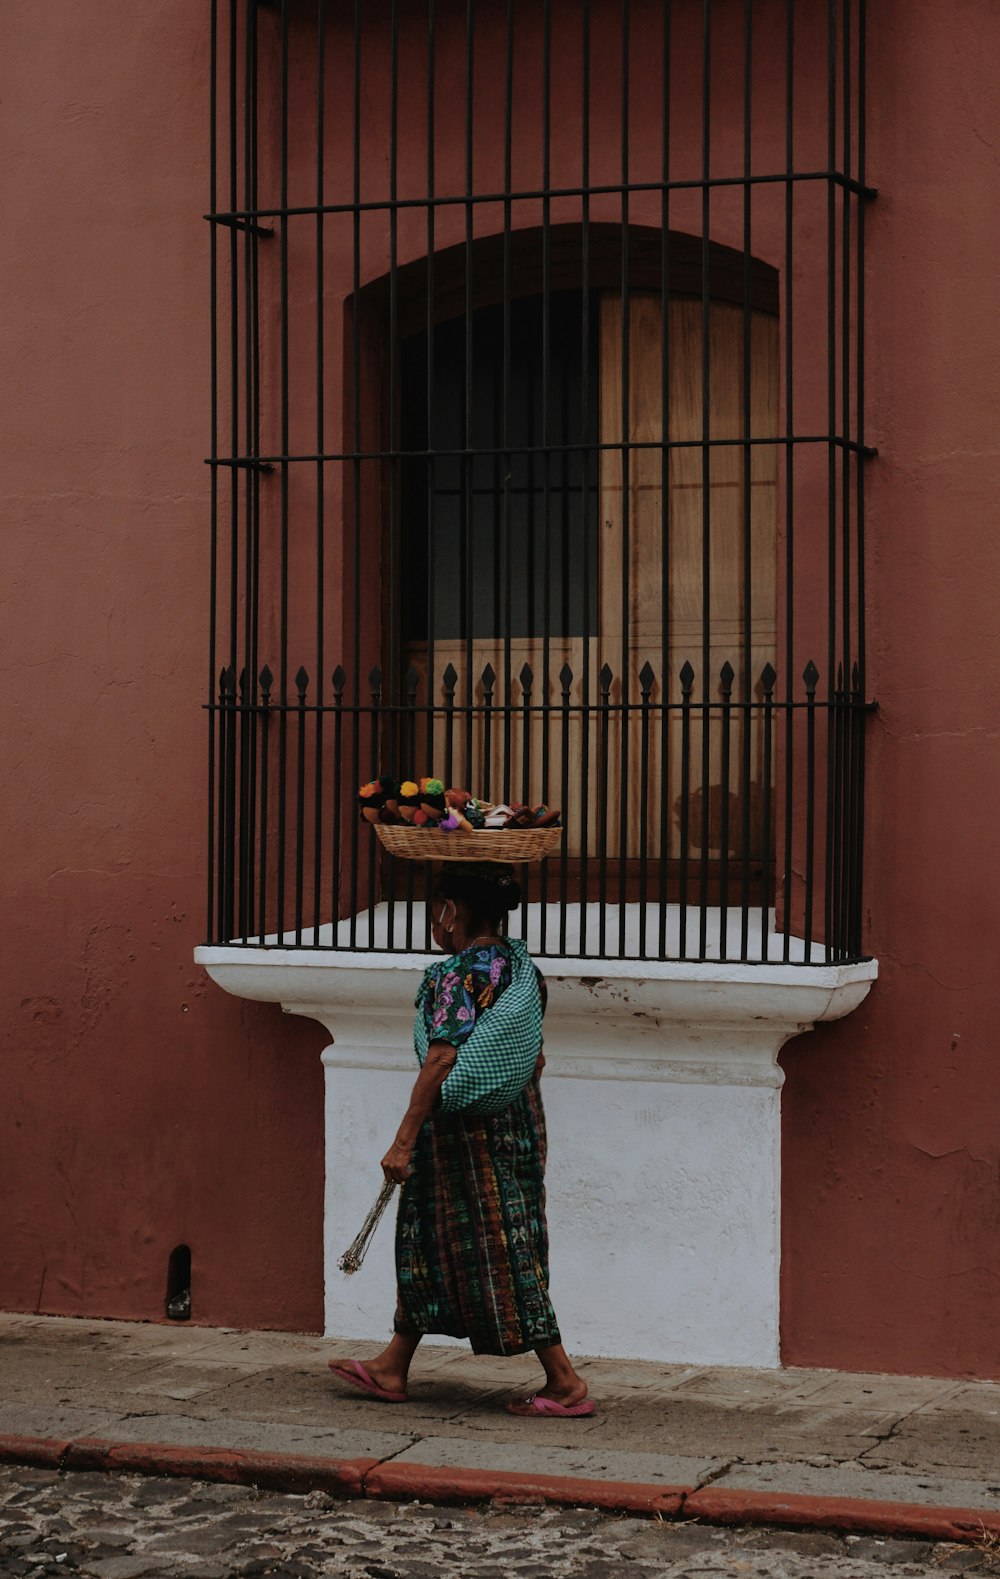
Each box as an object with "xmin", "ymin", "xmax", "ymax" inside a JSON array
[
  {"xmin": 364, "ymin": 1459, "xmax": 684, "ymax": 1516},
  {"xmin": 682, "ymin": 1487, "xmax": 1000, "ymax": 1545},
  {"xmin": 1, "ymin": 1434, "xmax": 999, "ymax": 1545}
]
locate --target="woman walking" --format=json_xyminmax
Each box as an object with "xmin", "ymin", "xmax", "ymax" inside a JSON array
[{"xmin": 330, "ymin": 863, "xmax": 592, "ymax": 1417}]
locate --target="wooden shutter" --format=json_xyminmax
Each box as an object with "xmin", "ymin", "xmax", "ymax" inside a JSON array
[{"xmin": 599, "ymin": 293, "xmax": 778, "ymax": 860}]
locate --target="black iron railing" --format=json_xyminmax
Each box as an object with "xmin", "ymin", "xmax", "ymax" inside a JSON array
[
  {"xmin": 205, "ymin": 0, "xmax": 873, "ymax": 965},
  {"xmin": 208, "ymin": 656, "xmax": 869, "ymax": 963}
]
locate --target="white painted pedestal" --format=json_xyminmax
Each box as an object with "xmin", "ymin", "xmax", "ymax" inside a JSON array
[{"xmin": 196, "ymin": 913, "xmax": 875, "ymax": 1367}]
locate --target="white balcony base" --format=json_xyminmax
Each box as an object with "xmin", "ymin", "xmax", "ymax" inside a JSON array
[{"xmin": 196, "ymin": 905, "xmax": 876, "ymax": 1367}]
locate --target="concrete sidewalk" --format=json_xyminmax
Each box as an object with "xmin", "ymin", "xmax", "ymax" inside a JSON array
[{"xmin": 2, "ymin": 1315, "xmax": 999, "ymax": 1544}]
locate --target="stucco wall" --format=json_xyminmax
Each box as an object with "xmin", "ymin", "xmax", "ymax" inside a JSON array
[
  {"xmin": 780, "ymin": 0, "xmax": 1000, "ymax": 1378},
  {"xmin": 4, "ymin": 0, "xmax": 1000, "ymax": 1374},
  {"xmin": 1, "ymin": 5, "xmax": 325, "ymax": 1330}
]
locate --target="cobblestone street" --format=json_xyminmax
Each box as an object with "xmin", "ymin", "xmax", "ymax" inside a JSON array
[{"xmin": 2, "ymin": 1467, "xmax": 998, "ymax": 1579}]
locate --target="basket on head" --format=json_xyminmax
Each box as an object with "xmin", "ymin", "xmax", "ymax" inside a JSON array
[{"xmin": 374, "ymin": 823, "xmax": 562, "ymax": 863}]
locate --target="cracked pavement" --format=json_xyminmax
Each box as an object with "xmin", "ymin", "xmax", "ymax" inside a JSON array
[{"xmin": 2, "ymin": 1314, "xmax": 1000, "ymax": 1517}]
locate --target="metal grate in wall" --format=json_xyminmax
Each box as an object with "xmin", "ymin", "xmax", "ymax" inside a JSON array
[{"xmin": 206, "ymin": 0, "xmax": 874, "ymax": 963}]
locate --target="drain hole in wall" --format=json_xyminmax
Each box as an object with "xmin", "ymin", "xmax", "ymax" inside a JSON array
[{"xmin": 166, "ymin": 1244, "xmax": 192, "ymax": 1321}]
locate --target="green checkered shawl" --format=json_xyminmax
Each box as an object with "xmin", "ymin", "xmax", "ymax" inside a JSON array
[{"xmin": 414, "ymin": 937, "xmax": 544, "ymax": 1116}]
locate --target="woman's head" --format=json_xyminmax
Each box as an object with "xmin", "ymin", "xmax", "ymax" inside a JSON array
[{"xmin": 430, "ymin": 863, "xmax": 521, "ymax": 946}]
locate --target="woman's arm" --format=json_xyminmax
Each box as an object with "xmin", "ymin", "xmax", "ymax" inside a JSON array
[{"xmin": 380, "ymin": 1040, "xmax": 458, "ymax": 1182}]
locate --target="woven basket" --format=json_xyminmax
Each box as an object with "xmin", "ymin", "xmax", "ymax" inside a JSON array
[{"xmin": 374, "ymin": 822, "xmax": 562, "ymax": 863}]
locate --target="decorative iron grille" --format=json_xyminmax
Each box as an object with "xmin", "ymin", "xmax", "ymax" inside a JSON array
[{"xmin": 206, "ymin": 0, "xmax": 874, "ymax": 963}]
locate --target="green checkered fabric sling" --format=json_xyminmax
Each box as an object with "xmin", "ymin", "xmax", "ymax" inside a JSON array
[{"xmin": 413, "ymin": 937, "xmax": 544, "ymax": 1116}]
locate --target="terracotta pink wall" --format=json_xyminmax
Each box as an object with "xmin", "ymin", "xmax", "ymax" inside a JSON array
[
  {"xmin": 780, "ymin": 0, "xmax": 1000, "ymax": 1377},
  {"xmin": 5, "ymin": 0, "xmax": 1000, "ymax": 1376},
  {"xmin": 1, "ymin": 5, "xmax": 325, "ymax": 1329}
]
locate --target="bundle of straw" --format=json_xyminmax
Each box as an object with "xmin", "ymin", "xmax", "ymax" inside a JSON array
[{"xmin": 337, "ymin": 1179, "xmax": 398, "ymax": 1275}]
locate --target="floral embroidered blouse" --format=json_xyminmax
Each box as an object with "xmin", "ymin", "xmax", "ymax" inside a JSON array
[{"xmin": 420, "ymin": 941, "xmax": 546, "ymax": 1049}]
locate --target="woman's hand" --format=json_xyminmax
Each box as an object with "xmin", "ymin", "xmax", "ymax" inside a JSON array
[
  {"xmin": 533, "ymin": 1050, "xmax": 546, "ymax": 1080},
  {"xmin": 381, "ymin": 1138, "xmax": 414, "ymax": 1184}
]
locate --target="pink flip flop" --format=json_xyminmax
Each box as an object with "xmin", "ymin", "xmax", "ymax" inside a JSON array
[
  {"xmin": 328, "ymin": 1358, "xmax": 409, "ymax": 1403},
  {"xmin": 505, "ymin": 1393, "xmax": 596, "ymax": 1418}
]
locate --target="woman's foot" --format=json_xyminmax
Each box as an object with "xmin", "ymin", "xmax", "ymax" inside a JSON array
[
  {"xmin": 328, "ymin": 1357, "xmax": 408, "ymax": 1403},
  {"xmin": 328, "ymin": 1330, "xmax": 420, "ymax": 1402},
  {"xmin": 505, "ymin": 1391, "xmax": 596, "ymax": 1418},
  {"xmin": 507, "ymin": 1341, "xmax": 593, "ymax": 1415}
]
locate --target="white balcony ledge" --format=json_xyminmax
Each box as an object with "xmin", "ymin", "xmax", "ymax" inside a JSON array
[{"xmin": 195, "ymin": 904, "xmax": 876, "ymax": 1366}]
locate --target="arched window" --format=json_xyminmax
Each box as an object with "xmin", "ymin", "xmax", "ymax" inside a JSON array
[{"xmin": 383, "ymin": 226, "xmax": 778, "ymax": 875}]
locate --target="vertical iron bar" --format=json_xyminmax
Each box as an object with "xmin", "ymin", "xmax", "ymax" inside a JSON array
[
  {"xmin": 227, "ymin": 0, "xmax": 239, "ymax": 685},
  {"xmin": 383, "ymin": 0, "xmax": 401, "ymax": 953},
  {"xmin": 849, "ymin": 665, "xmax": 863, "ymax": 956},
  {"xmin": 368, "ymin": 669, "xmax": 381, "ymax": 947},
  {"xmin": 803, "ymin": 659, "xmax": 818, "ymax": 962},
  {"xmin": 238, "ymin": 667, "xmax": 249, "ymax": 940},
  {"xmin": 717, "ymin": 660, "xmax": 733, "ymax": 953},
  {"xmin": 501, "ymin": 0, "xmax": 514, "ymax": 809},
  {"xmin": 520, "ymin": 666, "xmax": 533, "ymax": 808},
  {"xmin": 330, "ymin": 667, "xmax": 344, "ymax": 942},
  {"xmin": 832, "ymin": 663, "xmax": 845, "ymax": 957},
  {"xmin": 617, "ymin": 0, "xmax": 631, "ymax": 958},
  {"xmin": 539, "ymin": 0, "xmax": 553, "ymax": 956},
  {"xmin": 719, "ymin": 662, "xmax": 733, "ymax": 959},
  {"xmin": 698, "ymin": 0, "xmax": 712, "ymax": 958},
  {"xmin": 295, "ymin": 669, "xmax": 308, "ymax": 943},
  {"xmin": 348, "ymin": 1, "xmax": 363, "ymax": 948},
  {"xmin": 638, "ymin": 663, "xmax": 654, "ymax": 958},
  {"xmin": 425, "ymin": 0, "xmax": 438, "ymax": 832},
  {"xmin": 559, "ymin": 664, "xmax": 572, "ymax": 954},
  {"xmin": 248, "ymin": 0, "xmax": 263, "ymax": 934},
  {"xmin": 578, "ymin": 0, "xmax": 592, "ymax": 955},
  {"xmin": 739, "ymin": 0, "xmax": 753, "ymax": 959},
  {"xmin": 223, "ymin": 666, "xmax": 237, "ymax": 940},
  {"xmin": 462, "ymin": 0, "xmax": 476, "ymax": 797},
  {"xmin": 678, "ymin": 661, "xmax": 694, "ymax": 957},
  {"xmin": 760, "ymin": 664, "xmax": 775, "ymax": 957},
  {"xmin": 657, "ymin": 0, "xmax": 672, "ymax": 961},
  {"xmin": 226, "ymin": 0, "xmax": 239, "ymax": 934},
  {"xmin": 444, "ymin": 664, "xmax": 457, "ymax": 789},
  {"xmin": 840, "ymin": 0, "xmax": 853, "ymax": 961},
  {"xmin": 259, "ymin": 667, "xmax": 272, "ymax": 942},
  {"xmin": 781, "ymin": 0, "xmax": 795, "ymax": 963},
  {"xmin": 207, "ymin": 0, "xmax": 219, "ymax": 940},
  {"xmin": 482, "ymin": 664, "xmax": 495, "ymax": 802},
  {"xmin": 237, "ymin": 1, "xmax": 253, "ymax": 943},
  {"xmin": 842, "ymin": 0, "xmax": 852, "ymax": 690},
  {"xmin": 857, "ymin": 0, "xmax": 867, "ymax": 694},
  {"xmin": 598, "ymin": 664, "xmax": 612, "ymax": 958},
  {"xmin": 520, "ymin": 665, "xmax": 534, "ymax": 947},
  {"xmin": 823, "ymin": 0, "xmax": 837, "ymax": 962},
  {"xmin": 276, "ymin": 0, "xmax": 290, "ymax": 944},
  {"xmin": 313, "ymin": 0, "xmax": 326, "ymax": 944},
  {"xmin": 854, "ymin": 0, "xmax": 868, "ymax": 957}
]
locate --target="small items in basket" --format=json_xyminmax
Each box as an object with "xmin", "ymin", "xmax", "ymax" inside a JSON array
[
  {"xmin": 359, "ymin": 773, "xmax": 561, "ymax": 859},
  {"xmin": 397, "ymin": 780, "xmax": 421, "ymax": 822},
  {"xmin": 419, "ymin": 777, "xmax": 447, "ymax": 822}
]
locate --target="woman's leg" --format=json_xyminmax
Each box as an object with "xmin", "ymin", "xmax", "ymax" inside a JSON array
[{"xmin": 532, "ymin": 1341, "xmax": 589, "ymax": 1406}]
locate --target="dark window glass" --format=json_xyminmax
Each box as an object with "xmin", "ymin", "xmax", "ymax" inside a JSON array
[{"xmin": 401, "ymin": 291, "xmax": 600, "ymax": 643}]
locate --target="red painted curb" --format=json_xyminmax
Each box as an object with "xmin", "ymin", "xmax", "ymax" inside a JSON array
[
  {"xmin": 366, "ymin": 1460, "xmax": 686, "ymax": 1516},
  {"xmin": 1, "ymin": 1433, "xmax": 998, "ymax": 1545},
  {"xmin": 61, "ymin": 1439, "xmax": 379, "ymax": 1497},
  {"xmin": 0, "ymin": 1434, "xmax": 70, "ymax": 1471},
  {"xmin": 684, "ymin": 1487, "xmax": 1000, "ymax": 1544}
]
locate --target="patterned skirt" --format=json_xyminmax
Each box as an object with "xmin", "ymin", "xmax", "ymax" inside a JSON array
[{"xmin": 394, "ymin": 1078, "xmax": 561, "ymax": 1356}]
